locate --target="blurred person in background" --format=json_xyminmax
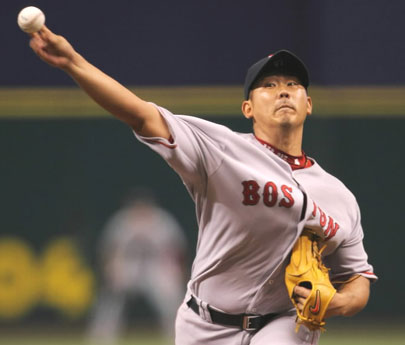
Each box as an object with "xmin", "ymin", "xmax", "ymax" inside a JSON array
[{"xmin": 87, "ymin": 188, "xmax": 187, "ymax": 344}]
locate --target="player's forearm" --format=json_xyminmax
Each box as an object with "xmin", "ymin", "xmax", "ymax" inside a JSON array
[
  {"xmin": 326, "ymin": 275, "xmax": 370, "ymax": 318},
  {"xmin": 64, "ymin": 52, "xmax": 157, "ymax": 131},
  {"xmin": 29, "ymin": 26, "xmax": 170, "ymax": 137}
]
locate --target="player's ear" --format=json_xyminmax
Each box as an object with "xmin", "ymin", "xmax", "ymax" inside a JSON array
[
  {"xmin": 306, "ymin": 96, "xmax": 312, "ymax": 116},
  {"xmin": 242, "ymin": 100, "xmax": 253, "ymax": 119}
]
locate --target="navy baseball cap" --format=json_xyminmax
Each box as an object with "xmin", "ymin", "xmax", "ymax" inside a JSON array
[{"xmin": 244, "ymin": 50, "xmax": 309, "ymax": 99}]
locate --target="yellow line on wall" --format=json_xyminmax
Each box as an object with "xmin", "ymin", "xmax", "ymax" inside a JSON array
[{"xmin": 0, "ymin": 86, "xmax": 404, "ymax": 118}]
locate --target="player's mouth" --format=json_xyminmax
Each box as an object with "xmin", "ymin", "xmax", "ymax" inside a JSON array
[{"xmin": 276, "ymin": 103, "xmax": 295, "ymax": 111}]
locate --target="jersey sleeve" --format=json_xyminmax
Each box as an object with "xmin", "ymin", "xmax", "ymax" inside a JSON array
[
  {"xmin": 133, "ymin": 104, "xmax": 225, "ymax": 194},
  {"xmin": 324, "ymin": 202, "xmax": 378, "ymax": 282}
]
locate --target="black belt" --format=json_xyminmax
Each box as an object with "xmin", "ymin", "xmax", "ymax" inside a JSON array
[{"xmin": 187, "ymin": 295, "xmax": 278, "ymax": 332}]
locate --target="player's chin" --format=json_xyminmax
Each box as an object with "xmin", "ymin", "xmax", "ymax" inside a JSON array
[
  {"xmin": 278, "ymin": 121, "xmax": 295, "ymax": 130},
  {"xmin": 274, "ymin": 113, "xmax": 297, "ymax": 127}
]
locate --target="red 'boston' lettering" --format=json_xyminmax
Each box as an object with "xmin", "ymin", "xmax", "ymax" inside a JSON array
[
  {"xmin": 324, "ymin": 217, "xmax": 340, "ymax": 240},
  {"xmin": 242, "ymin": 180, "xmax": 260, "ymax": 205},
  {"xmin": 318, "ymin": 207, "xmax": 327, "ymax": 227},
  {"xmin": 279, "ymin": 185, "xmax": 294, "ymax": 208},
  {"xmin": 263, "ymin": 182, "xmax": 278, "ymax": 207},
  {"xmin": 312, "ymin": 201, "xmax": 317, "ymax": 217},
  {"xmin": 242, "ymin": 180, "xmax": 296, "ymax": 209}
]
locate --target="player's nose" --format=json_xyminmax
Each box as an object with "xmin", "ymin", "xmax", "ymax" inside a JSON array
[
  {"xmin": 279, "ymin": 90, "xmax": 290, "ymax": 98},
  {"xmin": 277, "ymin": 83, "xmax": 291, "ymax": 98}
]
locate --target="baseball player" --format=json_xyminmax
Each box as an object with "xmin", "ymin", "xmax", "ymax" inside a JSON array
[
  {"xmin": 87, "ymin": 189, "xmax": 186, "ymax": 344},
  {"xmin": 28, "ymin": 26, "xmax": 377, "ymax": 345}
]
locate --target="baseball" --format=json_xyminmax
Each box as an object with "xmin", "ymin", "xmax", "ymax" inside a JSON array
[{"xmin": 17, "ymin": 6, "xmax": 45, "ymax": 33}]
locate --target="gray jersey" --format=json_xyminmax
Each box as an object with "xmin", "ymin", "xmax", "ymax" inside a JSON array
[
  {"xmin": 100, "ymin": 204, "xmax": 186, "ymax": 282},
  {"xmin": 135, "ymin": 104, "xmax": 376, "ymax": 316}
]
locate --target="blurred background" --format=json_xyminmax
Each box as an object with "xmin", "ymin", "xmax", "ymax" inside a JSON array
[{"xmin": 1, "ymin": 0, "xmax": 404, "ymax": 344}]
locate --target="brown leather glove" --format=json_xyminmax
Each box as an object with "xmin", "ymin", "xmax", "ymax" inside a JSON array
[{"xmin": 285, "ymin": 229, "xmax": 336, "ymax": 331}]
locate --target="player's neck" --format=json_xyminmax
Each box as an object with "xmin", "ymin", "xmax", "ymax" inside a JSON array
[
  {"xmin": 253, "ymin": 128, "xmax": 303, "ymax": 156},
  {"xmin": 254, "ymin": 135, "xmax": 312, "ymax": 170}
]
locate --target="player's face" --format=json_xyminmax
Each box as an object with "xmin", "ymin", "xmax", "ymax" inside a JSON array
[{"xmin": 242, "ymin": 74, "xmax": 312, "ymax": 136}]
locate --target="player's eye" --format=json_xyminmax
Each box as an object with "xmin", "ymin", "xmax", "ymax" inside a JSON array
[
  {"xmin": 264, "ymin": 82, "xmax": 276, "ymax": 87},
  {"xmin": 287, "ymin": 81, "xmax": 299, "ymax": 86}
]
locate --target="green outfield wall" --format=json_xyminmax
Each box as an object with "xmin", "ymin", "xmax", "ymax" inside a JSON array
[{"xmin": 0, "ymin": 87, "xmax": 402, "ymax": 324}]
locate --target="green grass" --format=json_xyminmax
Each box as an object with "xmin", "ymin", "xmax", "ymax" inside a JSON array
[
  {"xmin": 318, "ymin": 319, "xmax": 405, "ymax": 345},
  {"xmin": 320, "ymin": 326, "xmax": 405, "ymax": 345},
  {"xmin": 0, "ymin": 324, "xmax": 403, "ymax": 345},
  {"xmin": 0, "ymin": 332, "xmax": 167, "ymax": 345}
]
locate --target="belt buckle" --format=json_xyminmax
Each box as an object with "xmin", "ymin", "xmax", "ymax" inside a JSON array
[{"xmin": 242, "ymin": 314, "xmax": 261, "ymax": 331}]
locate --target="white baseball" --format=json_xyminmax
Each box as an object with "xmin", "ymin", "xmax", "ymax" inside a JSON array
[{"xmin": 17, "ymin": 6, "xmax": 46, "ymax": 33}]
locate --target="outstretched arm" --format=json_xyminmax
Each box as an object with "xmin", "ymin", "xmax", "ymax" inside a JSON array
[
  {"xmin": 29, "ymin": 26, "xmax": 170, "ymax": 138},
  {"xmin": 294, "ymin": 275, "xmax": 370, "ymax": 318}
]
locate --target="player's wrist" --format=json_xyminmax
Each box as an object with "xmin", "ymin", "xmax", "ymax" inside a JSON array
[
  {"xmin": 62, "ymin": 52, "xmax": 88, "ymax": 75},
  {"xmin": 326, "ymin": 291, "xmax": 363, "ymax": 318}
]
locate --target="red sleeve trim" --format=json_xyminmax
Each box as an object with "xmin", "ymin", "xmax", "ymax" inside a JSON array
[
  {"xmin": 359, "ymin": 271, "xmax": 378, "ymax": 282},
  {"xmin": 362, "ymin": 271, "xmax": 376, "ymax": 276}
]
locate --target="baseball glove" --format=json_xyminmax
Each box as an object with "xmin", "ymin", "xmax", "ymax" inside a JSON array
[{"xmin": 285, "ymin": 228, "xmax": 336, "ymax": 331}]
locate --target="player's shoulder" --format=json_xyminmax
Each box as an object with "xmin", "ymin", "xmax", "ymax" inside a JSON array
[
  {"xmin": 178, "ymin": 116, "xmax": 255, "ymax": 151},
  {"xmin": 175, "ymin": 114, "xmax": 234, "ymax": 137},
  {"xmin": 170, "ymin": 112, "xmax": 249, "ymax": 145},
  {"xmin": 152, "ymin": 104, "xmax": 277, "ymax": 170}
]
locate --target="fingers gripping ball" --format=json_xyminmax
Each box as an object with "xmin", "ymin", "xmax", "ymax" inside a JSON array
[
  {"xmin": 17, "ymin": 6, "xmax": 46, "ymax": 33},
  {"xmin": 285, "ymin": 229, "xmax": 336, "ymax": 331}
]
